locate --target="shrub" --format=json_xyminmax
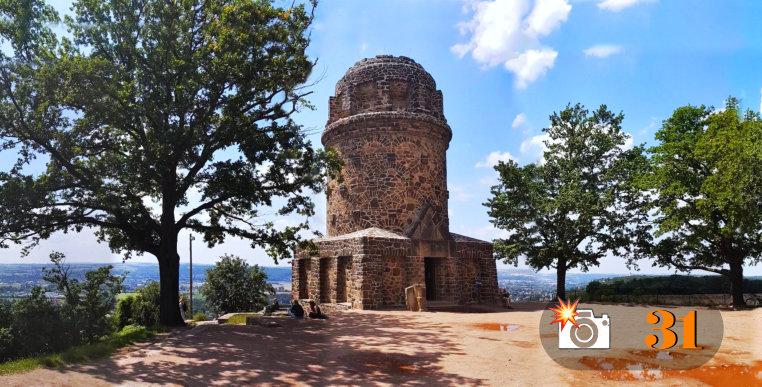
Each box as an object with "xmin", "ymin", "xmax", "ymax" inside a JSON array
[
  {"xmin": 9, "ymin": 286, "xmax": 65, "ymax": 357},
  {"xmin": 131, "ymin": 281, "xmax": 160, "ymax": 327},
  {"xmin": 0, "ymin": 328, "xmax": 14, "ymax": 362},
  {"xmin": 200, "ymin": 255, "xmax": 274, "ymax": 315},
  {"xmin": 192, "ymin": 312, "xmax": 208, "ymax": 322},
  {"xmin": 115, "ymin": 296, "xmax": 135, "ymax": 329},
  {"xmin": 42, "ymin": 252, "xmax": 125, "ymax": 345}
]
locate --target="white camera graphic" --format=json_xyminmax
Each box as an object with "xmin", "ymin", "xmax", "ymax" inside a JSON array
[{"xmin": 558, "ymin": 309, "xmax": 610, "ymax": 349}]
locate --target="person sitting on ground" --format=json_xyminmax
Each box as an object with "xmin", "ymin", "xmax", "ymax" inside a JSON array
[
  {"xmin": 308, "ymin": 300, "xmax": 328, "ymax": 319},
  {"xmin": 288, "ymin": 299, "xmax": 305, "ymax": 319}
]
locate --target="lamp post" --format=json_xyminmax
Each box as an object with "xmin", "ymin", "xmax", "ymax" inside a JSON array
[{"xmin": 189, "ymin": 233, "xmax": 195, "ymax": 318}]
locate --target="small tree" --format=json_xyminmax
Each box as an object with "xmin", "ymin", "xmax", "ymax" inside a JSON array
[
  {"xmin": 42, "ymin": 251, "xmax": 125, "ymax": 344},
  {"xmin": 641, "ymin": 98, "xmax": 762, "ymax": 307},
  {"xmin": 486, "ymin": 103, "xmax": 648, "ymax": 299},
  {"xmin": 201, "ymin": 255, "xmax": 274, "ymax": 315}
]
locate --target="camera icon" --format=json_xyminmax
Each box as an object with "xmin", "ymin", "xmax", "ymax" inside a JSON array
[{"xmin": 558, "ymin": 309, "xmax": 610, "ymax": 349}]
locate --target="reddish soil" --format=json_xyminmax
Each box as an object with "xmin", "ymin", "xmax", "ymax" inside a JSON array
[{"xmin": 0, "ymin": 303, "xmax": 758, "ymax": 386}]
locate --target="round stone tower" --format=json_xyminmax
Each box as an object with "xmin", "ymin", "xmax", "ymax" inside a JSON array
[{"xmin": 323, "ymin": 55, "xmax": 452, "ymax": 237}]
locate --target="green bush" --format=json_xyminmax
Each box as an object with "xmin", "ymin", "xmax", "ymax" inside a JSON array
[
  {"xmin": 200, "ymin": 255, "xmax": 274, "ymax": 315},
  {"xmin": 192, "ymin": 312, "xmax": 207, "ymax": 322},
  {"xmin": 9, "ymin": 286, "xmax": 66, "ymax": 358},
  {"xmin": 131, "ymin": 281, "xmax": 160, "ymax": 327},
  {"xmin": 42, "ymin": 252, "xmax": 124, "ymax": 345},
  {"xmin": 115, "ymin": 296, "xmax": 135, "ymax": 329},
  {"xmin": 0, "ymin": 252, "xmax": 126, "ymax": 363}
]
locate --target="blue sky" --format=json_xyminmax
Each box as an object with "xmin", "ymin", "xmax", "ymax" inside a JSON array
[{"xmin": 2, "ymin": 0, "xmax": 762, "ymax": 276}]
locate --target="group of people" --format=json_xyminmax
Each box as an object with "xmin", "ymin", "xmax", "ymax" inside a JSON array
[{"xmin": 288, "ymin": 299, "xmax": 328, "ymax": 319}]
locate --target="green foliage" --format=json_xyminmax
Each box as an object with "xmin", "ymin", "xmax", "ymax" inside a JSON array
[
  {"xmin": 486, "ymin": 103, "xmax": 648, "ymax": 298},
  {"xmin": 7, "ymin": 286, "xmax": 65, "ymax": 358},
  {"xmin": 131, "ymin": 281, "xmax": 161, "ymax": 327},
  {"xmin": 0, "ymin": 254, "xmax": 126, "ymax": 362},
  {"xmin": 0, "ymin": 325, "xmax": 159, "ymax": 375},
  {"xmin": 0, "ymin": 299, "xmax": 11, "ymax": 327},
  {"xmin": 0, "ymin": 0, "xmax": 339, "ymax": 326},
  {"xmin": 201, "ymin": 255, "xmax": 274, "ymax": 315},
  {"xmin": 115, "ymin": 296, "xmax": 134, "ymax": 330},
  {"xmin": 584, "ymin": 276, "xmax": 762, "ymax": 300},
  {"xmin": 640, "ymin": 97, "xmax": 762, "ymax": 306},
  {"xmin": 192, "ymin": 312, "xmax": 208, "ymax": 322},
  {"xmin": 42, "ymin": 252, "xmax": 125, "ymax": 344}
]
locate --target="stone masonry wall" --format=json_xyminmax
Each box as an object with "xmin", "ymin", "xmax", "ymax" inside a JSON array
[{"xmin": 325, "ymin": 126, "xmax": 449, "ymax": 236}]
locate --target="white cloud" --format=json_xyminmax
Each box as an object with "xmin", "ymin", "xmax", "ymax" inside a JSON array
[
  {"xmin": 512, "ymin": 113, "xmax": 528, "ymax": 128},
  {"xmin": 520, "ymin": 131, "xmax": 634, "ymax": 163},
  {"xmin": 519, "ymin": 133, "xmax": 551, "ymax": 163},
  {"xmin": 525, "ymin": 0, "xmax": 572, "ymax": 37},
  {"xmin": 620, "ymin": 135, "xmax": 634, "ymax": 150},
  {"xmin": 475, "ymin": 151, "xmax": 517, "ymax": 168},
  {"xmin": 452, "ymin": 0, "xmax": 571, "ymax": 88},
  {"xmin": 583, "ymin": 44, "xmax": 624, "ymax": 58},
  {"xmin": 597, "ymin": 0, "xmax": 655, "ymax": 12},
  {"xmin": 360, "ymin": 43, "xmax": 367, "ymax": 53},
  {"xmin": 505, "ymin": 49, "xmax": 558, "ymax": 89}
]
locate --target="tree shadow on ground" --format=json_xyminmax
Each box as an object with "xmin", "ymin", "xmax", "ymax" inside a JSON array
[{"xmin": 64, "ymin": 311, "xmax": 485, "ymax": 386}]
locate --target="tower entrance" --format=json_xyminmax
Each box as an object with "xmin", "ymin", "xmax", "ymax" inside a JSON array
[{"xmin": 424, "ymin": 257, "xmax": 441, "ymax": 300}]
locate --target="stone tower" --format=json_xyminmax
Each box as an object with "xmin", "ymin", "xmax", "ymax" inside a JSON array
[
  {"xmin": 293, "ymin": 55, "xmax": 498, "ymax": 309},
  {"xmin": 323, "ymin": 55, "xmax": 451, "ymax": 238}
]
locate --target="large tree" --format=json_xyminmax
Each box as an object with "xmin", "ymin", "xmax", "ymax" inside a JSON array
[
  {"xmin": 642, "ymin": 98, "xmax": 762, "ymax": 307},
  {"xmin": 0, "ymin": 0, "xmax": 339, "ymax": 325},
  {"xmin": 486, "ymin": 103, "xmax": 648, "ymax": 299}
]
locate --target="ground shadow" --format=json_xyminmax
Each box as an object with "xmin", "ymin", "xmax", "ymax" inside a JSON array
[{"xmin": 62, "ymin": 311, "xmax": 485, "ymax": 386}]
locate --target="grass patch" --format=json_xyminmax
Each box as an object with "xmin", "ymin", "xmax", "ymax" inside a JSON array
[
  {"xmin": 0, "ymin": 325, "xmax": 162, "ymax": 376},
  {"xmin": 224, "ymin": 313, "xmax": 261, "ymax": 324}
]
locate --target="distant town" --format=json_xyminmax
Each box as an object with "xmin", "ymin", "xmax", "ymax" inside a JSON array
[
  {"xmin": 0, "ymin": 263, "xmax": 293, "ymax": 303},
  {"xmin": 0, "ymin": 262, "xmax": 625, "ymax": 303}
]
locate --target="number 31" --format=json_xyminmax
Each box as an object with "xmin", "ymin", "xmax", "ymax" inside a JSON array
[{"xmin": 645, "ymin": 310, "xmax": 701, "ymax": 350}]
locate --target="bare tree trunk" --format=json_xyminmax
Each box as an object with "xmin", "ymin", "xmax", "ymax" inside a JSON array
[
  {"xmin": 158, "ymin": 182, "xmax": 184, "ymax": 326},
  {"xmin": 158, "ymin": 250, "xmax": 184, "ymax": 326},
  {"xmin": 728, "ymin": 260, "xmax": 744, "ymax": 308}
]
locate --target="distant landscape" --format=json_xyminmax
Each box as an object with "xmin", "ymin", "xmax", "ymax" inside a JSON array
[
  {"xmin": 0, "ymin": 263, "xmax": 292, "ymax": 300},
  {"xmin": 1, "ymin": 263, "xmax": 759, "ymax": 303}
]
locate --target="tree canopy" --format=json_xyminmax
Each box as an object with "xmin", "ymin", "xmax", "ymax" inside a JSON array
[
  {"xmin": 486, "ymin": 103, "xmax": 648, "ymax": 299},
  {"xmin": 641, "ymin": 97, "xmax": 762, "ymax": 306},
  {"xmin": 0, "ymin": 0, "xmax": 339, "ymax": 325},
  {"xmin": 200, "ymin": 254, "xmax": 274, "ymax": 315}
]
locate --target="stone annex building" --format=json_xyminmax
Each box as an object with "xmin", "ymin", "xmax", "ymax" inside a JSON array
[{"xmin": 292, "ymin": 55, "xmax": 498, "ymax": 309}]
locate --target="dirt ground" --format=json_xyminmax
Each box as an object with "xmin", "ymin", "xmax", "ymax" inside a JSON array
[{"xmin": 1, "ymin": 303, "xmax": 759, "ymax": 386}]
